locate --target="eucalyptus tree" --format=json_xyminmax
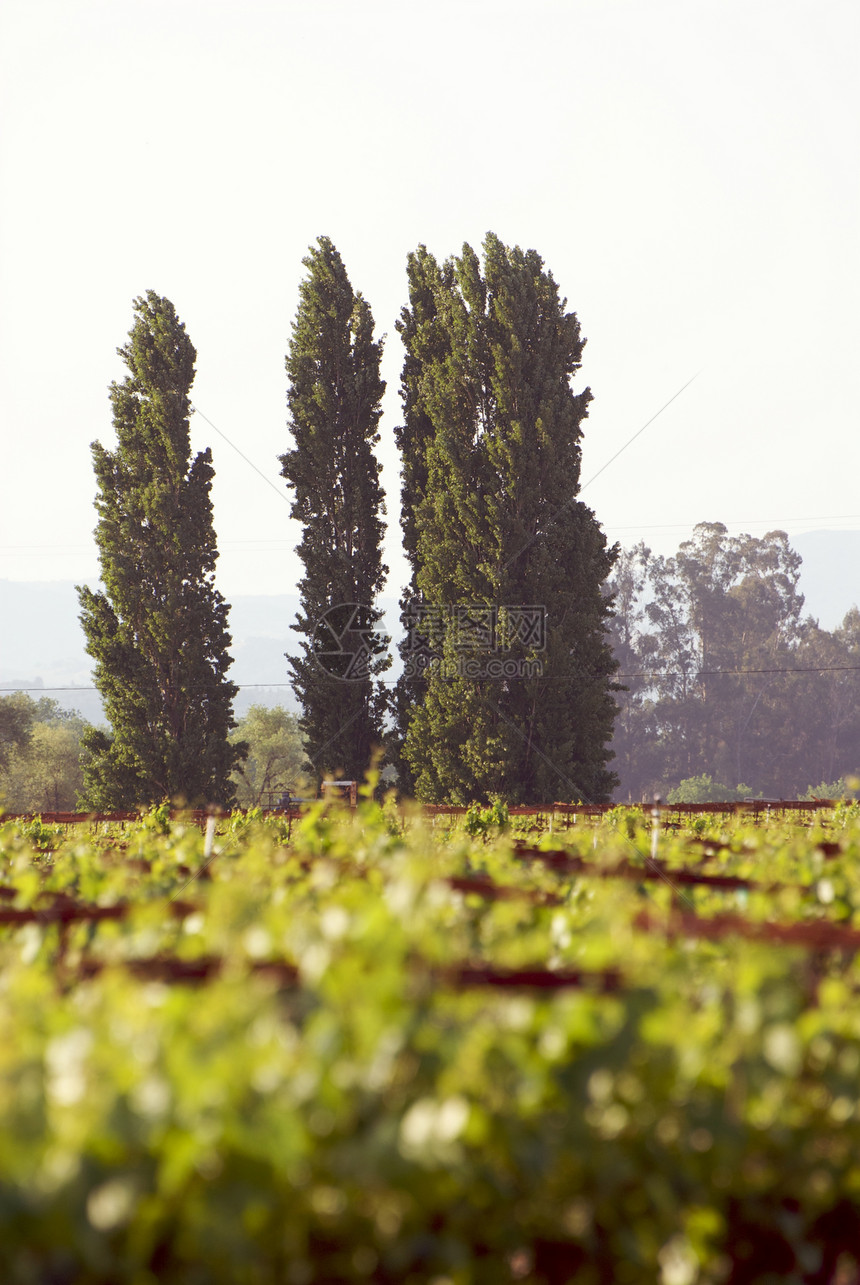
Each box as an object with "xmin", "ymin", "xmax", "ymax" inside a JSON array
[{"xmin": 608, "ymin": 523, "xmax": 821, "ymax": 798}]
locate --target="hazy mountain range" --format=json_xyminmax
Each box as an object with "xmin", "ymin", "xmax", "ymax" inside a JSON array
[
  {"xmin": 0, "ymin": 585, "xmax": 403, "ymax": 725},
  {"xmin": 2, "ymin": 530, "xmax": 858, "ymax": 726}
]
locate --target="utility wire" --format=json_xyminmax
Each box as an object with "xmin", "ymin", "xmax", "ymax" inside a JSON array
[
  {"xmin": 501, "ymin": 371, "xmax": 701, "ymax": 573},
  {"xmin": 190, "ymin": 405, "xmax": 290, "ymax": 507},
  {"xmin": 5, "ymin": 663, "xmax": 860, "ymax": 696},
  {"xmin": 579, "ymin": 372, "xmax": 701, "ymax": 493}
]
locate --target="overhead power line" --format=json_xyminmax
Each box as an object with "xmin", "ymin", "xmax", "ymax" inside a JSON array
[
  {"xmin": 4, "ymin": 662, "xmax": 860, "ymax": 698},
  {"xmin": 579, "ymin": 372, "xmax": 701, "ymax": 493},
  {"xmin": 501, "ymin": 371, "xmax": 702, "ymax": 573},
  {"xmin": 190, "ymin": 405, "xmax": 290, "ymax": 507}
]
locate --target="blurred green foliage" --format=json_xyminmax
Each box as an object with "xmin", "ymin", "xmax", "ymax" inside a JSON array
[{"xmin": 1, "ymin": 802, "xmax": 860, "ymax": 1281}]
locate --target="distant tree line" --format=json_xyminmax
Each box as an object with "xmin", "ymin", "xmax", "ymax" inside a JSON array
[
  {"xmin": 0, "ymin": 695, "xmax": 309, "ymax": 815},
  {"xmin": 67, "ymin": 232, "xmax": 616, "ymax": 812},
  {"xmin": 5, "ymin": 240, "xmax": 857, "ymax": 814},
  {"xmin": 609, "ymin": 522, "xmax": 860, "ymax": 800}
]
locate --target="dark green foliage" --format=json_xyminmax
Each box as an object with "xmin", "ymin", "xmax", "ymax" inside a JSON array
[
  {"xmin": 396, "ymin": 234, "xmax": 619, "ymax": 804},
  {"xmin": 280, "ymin": 238, "xmax": 389, "ymax": 784},
  {"xmin": 77, "ymin": 292, "xmax": 242, "ymax": 809},
  {"xmin": 390, "ymin": 248, "xmax": 454, "ymax": 794}
]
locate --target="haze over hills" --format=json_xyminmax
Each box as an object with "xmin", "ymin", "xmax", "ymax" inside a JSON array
[
  {"xmin": 1, "ymin": 530, "xmax": 858, "ymax": 724},
  {"xmin": 0, "ymin": 582, "xmax": 403, "ymax": 724}
]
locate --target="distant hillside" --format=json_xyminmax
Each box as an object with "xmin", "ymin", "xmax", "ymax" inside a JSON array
[
  {"xmin": 0, "ymin": 580, "xmax": 102, "ymax": 722},
  {"xmin": 1, "ymin": 535, "xmax": 857, "ymax": 719},
  {"xmin": 0, "ymin": 581, "xmax": 401, "ymax": 721},
  {"xmin": 225, "ymin": 594, "xmax": 302, "ymax": 716}
]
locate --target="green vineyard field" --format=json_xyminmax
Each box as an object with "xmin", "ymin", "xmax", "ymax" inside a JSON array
[{"xmin": 2, "ymin": 796, "xmax": 860, "ymax": 1283}]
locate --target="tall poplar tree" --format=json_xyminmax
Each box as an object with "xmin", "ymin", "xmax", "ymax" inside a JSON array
[
  {"xmin": 398, "ymin": 233, "xmax": 619, "ymax": 804},
  {"xmin": 390, "ymin": 246, "xmax": 454, "ymax": 792},
  {"xmin": 77, "ymin": 292, "xmax": 242, "ymax": 809},
  {"xmin": 280, "ymin": 238, "xmax": 388, "ymax": 783}
]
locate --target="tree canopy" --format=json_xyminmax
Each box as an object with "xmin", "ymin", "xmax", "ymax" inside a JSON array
[
  {"xmin": 396, "ymin": 234, "xmax": 619, "ymax": 804},
  {"xmin": 608, "ymin": 523, "xmax": 860, "ymax": 799},
  {"xmin": 0, "ymin": 694, "xmax": 34, "ymax": 774},
  {"xmin": 77, "ymin": 292, "xmax": 243, "ymax": 809},
  {"xmin": 230, "ymin": 705, "xmax": 309, "ymax": 809},
  {"xmin": 280, "ymin": 238, "xmax": 389, "ymax": 785},
  {"xmin": 0, "ymin": 695, "xmax": 90, "ymax": 813}
]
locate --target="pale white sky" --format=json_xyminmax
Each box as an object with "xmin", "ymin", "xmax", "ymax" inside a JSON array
[{"xmin": 1, "ymin": 0, "xmax": 858, "ymax": 602}]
